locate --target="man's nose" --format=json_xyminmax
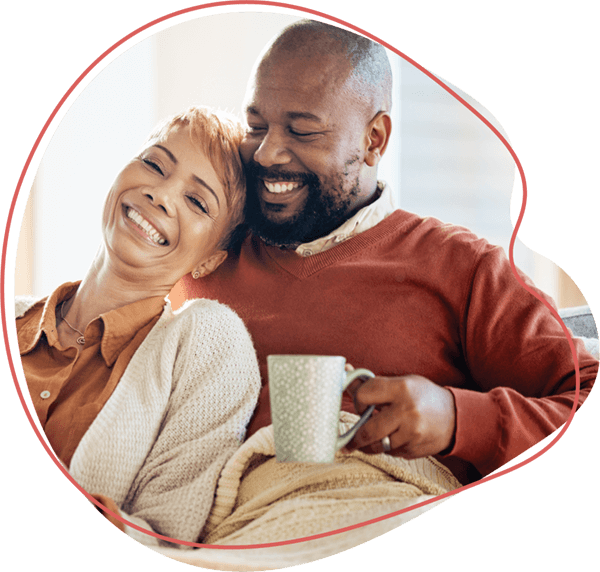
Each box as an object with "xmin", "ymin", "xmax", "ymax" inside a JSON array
[{"xmin": 253, "ymin": 130, "xmax": 292, "ymax": 168}]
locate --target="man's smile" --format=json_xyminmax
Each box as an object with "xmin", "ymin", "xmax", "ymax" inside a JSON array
[
  {"xmin": 263, "ymin": 180, "xmax": 301, "ymax": 194},
  {"xmin": 258, "ymin": 178, "xmax": 309, "ymax": 206}
]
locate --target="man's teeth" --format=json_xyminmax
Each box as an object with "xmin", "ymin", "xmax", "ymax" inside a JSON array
[
  {"xmin": 263, "ymin": 181, "xmax": 301, "ymax": 194},
  {"xmin": 126, "ymin": 208, "xmax": 167, "ymax": 245}
]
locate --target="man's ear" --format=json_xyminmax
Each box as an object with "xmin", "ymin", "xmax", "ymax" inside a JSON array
[
  {"xmin": 194, "ymin": 250, "xmax": 228, "ymax": 278},
  {"xmin": 364, "ymin": 111, "xmax": 392, "ymax": 167}
]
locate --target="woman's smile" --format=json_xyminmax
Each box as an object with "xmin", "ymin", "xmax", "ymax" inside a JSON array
[{"xmin": 122, "ymin": 205, "xmax": 169, "ymax": 246}]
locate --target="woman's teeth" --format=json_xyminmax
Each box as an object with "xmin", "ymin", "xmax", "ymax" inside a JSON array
[
  {"xmin": 126, "ymin": 207, "xmax": 167, "ymax": 245},
  {"xmin": 263, "ymin": 181, "xmax": 301, "ymax": 194}
]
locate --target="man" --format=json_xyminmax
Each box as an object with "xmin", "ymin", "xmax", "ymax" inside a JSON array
[{"xmin": 170, "ymin": 19, "xmax": 598, "ymax": 485}]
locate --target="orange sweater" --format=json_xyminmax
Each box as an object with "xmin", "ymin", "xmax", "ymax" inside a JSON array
[{"xmin": 170, "ymin": 210, "xmax": 598, "ymax": 484}]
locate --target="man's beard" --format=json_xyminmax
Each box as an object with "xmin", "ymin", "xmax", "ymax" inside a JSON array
[{"xmin": 244, "ymin": 162, "xmax": 360, "ymax": 248}]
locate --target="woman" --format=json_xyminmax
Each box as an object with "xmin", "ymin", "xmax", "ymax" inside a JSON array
[{"xmin": 15, "ymin": 106, "xmax": 260, "ymax": 547}]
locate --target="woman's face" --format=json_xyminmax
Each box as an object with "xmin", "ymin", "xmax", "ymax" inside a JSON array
[{"xmin": 102, "ymin": 125, "xmax": 230, "ymax": 283}]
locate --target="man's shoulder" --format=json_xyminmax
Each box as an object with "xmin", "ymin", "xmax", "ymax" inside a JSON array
[{"xmin": 385, "ymin": 209, "xmax": 492, "ymax": 254}]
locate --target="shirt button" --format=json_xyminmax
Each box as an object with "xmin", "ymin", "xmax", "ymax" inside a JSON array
[
  {"xmin": 40, "ymin": 390, "xmax": 51, "ymax": 399},
  {"xmin": 303, "ymin": 249, "xmax": 313, "ymax": 257}
]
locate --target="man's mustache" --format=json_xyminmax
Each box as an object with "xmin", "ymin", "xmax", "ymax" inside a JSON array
[{"xmin": 245, "ymin": 162, "xmax": 317, "ymax": 186}]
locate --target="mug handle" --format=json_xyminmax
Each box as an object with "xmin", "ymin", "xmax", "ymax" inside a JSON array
[{"xmin": 336, "ymin": 368, "xmax": 376, "ymax": 450}]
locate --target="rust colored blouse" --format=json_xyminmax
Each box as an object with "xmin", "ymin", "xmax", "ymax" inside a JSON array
[{"xmin": 17, "ymin": 281, "xmax": 166, "ymax": 468}]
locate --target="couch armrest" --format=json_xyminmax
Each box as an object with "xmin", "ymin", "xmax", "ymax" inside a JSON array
[{"xmin": 558, "ymin": 305, "xmax": 598, "ymax": 339}]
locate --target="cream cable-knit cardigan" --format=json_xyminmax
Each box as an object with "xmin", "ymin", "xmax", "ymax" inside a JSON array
[{"xmin": 16, "ymin": 295, "xmax": 261, "ymax": 548}]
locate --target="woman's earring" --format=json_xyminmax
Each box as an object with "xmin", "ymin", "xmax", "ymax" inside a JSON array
[{"xmin": 192, "ymin": 271, "xmax": 201, "ymax": 279}]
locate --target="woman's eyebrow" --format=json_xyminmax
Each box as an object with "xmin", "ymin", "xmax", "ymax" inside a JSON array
[
  {"xmin": 153, "ymin": 143, "xmax": 220, "ymax": 208},
  {"xmin": 154, "ymin": 144, "xmax": 178, "ymax": 164}
]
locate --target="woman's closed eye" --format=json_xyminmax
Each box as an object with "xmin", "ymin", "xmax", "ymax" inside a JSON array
[
  {"xmin": 142, "ymin": 158, "xmax": 164, "ymax": 175},
  {"xmin": 186, "ymin": 194, "xmax": 209, "ymax": 215}
]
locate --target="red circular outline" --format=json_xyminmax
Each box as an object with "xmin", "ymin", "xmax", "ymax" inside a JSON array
[{"xmin": 0, "ymin": 0, "xmax": 580, "ymax": 550}]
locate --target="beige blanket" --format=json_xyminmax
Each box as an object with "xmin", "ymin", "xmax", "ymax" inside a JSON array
[{"xmin": 150, "ymin": 413, "xmax": 461, "ymax": 570}]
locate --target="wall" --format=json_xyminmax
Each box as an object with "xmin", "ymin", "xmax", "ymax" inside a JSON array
[{"xmin": 15, "ymin": 12, "xmax": 564, "ymax": 306}]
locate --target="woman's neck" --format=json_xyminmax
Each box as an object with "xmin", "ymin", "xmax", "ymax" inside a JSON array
[{"xmin": 61, "ymin": 247, "xmax": 174, "ymax": 333}]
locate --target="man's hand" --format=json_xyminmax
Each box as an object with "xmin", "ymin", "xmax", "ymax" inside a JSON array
[{"xmin": 344, "ymin": 375, "xmax": 456, "ymax": 459}]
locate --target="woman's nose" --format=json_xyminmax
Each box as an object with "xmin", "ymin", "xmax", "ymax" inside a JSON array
[
  {"xmin": 253, "ymin": 130, "xmax": 292, "ymax": 168},
  {"xmin": 145, "ymin": 183, "xmax": 176, "ymax": 216}
]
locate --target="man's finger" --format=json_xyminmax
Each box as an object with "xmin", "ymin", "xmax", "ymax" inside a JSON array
[
  {"xmin": 346, "ymin": 406, "xmax": 401, "ymax": 451},
  {"xmin": 345, "ymin": 374, "xmax": 376, "ymax": 406},
  {"xmin": 353, "ymin": 376, "xmax": 404, "ymax": 408}
]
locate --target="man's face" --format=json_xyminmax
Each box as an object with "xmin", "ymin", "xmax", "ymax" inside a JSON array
[{"xmin": 240, "ymin": 52, "xmax": 375, "ymax": 247}]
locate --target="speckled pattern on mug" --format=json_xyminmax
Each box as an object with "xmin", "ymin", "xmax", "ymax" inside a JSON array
[{"xmin": 268, "ymin": 355, "xmax": 374, "ymax": 463}]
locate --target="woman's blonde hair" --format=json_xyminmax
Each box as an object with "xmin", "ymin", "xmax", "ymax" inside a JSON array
[{"xmin": 145, "ymin": 106, "xmax": 247, "ymax": 250}]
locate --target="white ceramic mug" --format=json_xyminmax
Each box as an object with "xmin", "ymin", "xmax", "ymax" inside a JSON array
[{"xmin": 268, "ymin": 355, "xmax": 375, "ymax": 463}]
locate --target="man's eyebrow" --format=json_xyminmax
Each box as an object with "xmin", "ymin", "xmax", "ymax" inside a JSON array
[
  {"xmin": 286, "ymin": 111, "xmax": 322, "ymax": 122},
  {"xmin": 153, "ymin": 144, "xmax": 220, "ymax": 208},
  {"xmin": 245, "ymin": 107, "xmax": 322, "ymax": 123}
]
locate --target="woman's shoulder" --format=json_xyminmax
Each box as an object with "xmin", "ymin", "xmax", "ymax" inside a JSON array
[
  {"xmin": 156, "ymin": 299, "xmax": 258, "ymax": 377},
  {"xmin": 172, "ymin": 296, "xmax": 243, "ymax": 320},
  {"xmin": 15, "ymin": 295, "xmax": 46, "ymax": 318},
  {"xmin": 15, "ymin": 282, "xmax": 80, "ymax": 319},
  {"xmin": 165, "ymin": 297, "xmax": 252, "ymax": 340}
]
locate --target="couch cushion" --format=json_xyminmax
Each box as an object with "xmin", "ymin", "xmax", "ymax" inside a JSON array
[
  {"xmin": 558, "ymin": 306, "xmax": 600, "ymax": 359},
  {"xmin": 558, "ymin": 305, "xmax": 598, "ymax": 339}
]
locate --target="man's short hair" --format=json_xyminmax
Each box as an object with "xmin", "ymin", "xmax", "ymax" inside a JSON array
[
  {"xmin": 268, "ymin": 19, "xmax": 393, "ymax": 112},
  {"xmin": 144, "ymin": 106, "xmax": 247, "ymax": 251}
]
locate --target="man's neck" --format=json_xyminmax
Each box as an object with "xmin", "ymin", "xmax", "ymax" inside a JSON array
[
  {"xmin": 281, "ymin": 181, "xmax": 386, "ymax": 251},
  {"xmin": 292, "ymin": 181, "xmax": 393, "ymax": 257}
]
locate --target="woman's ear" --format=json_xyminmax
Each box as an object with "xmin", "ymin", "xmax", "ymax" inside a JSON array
[
  {"xmin": 364, "ymin": 111, "xmax": 392, "ymax": 167},
  {"xmin": 193, "ymin": 250, "xmax": 228, "ymax": 279}
]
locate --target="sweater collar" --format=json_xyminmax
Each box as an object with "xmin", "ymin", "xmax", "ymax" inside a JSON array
[
  {"xmin": 260, "ymin": 209, "xmax": 414, "ymax": 280},
  {"xmin": 294, "ymin": 181, "xmax": 396, "ymax": 258}
]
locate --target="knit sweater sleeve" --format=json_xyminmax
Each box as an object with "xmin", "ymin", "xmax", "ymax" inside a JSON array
[
  {"xmin": 445, "ymin": 245, "xmax": 598, "ymax": 476},
  {"xmin": 115, "ymin": 301, "xmax": 260, "ymax": 547}
]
